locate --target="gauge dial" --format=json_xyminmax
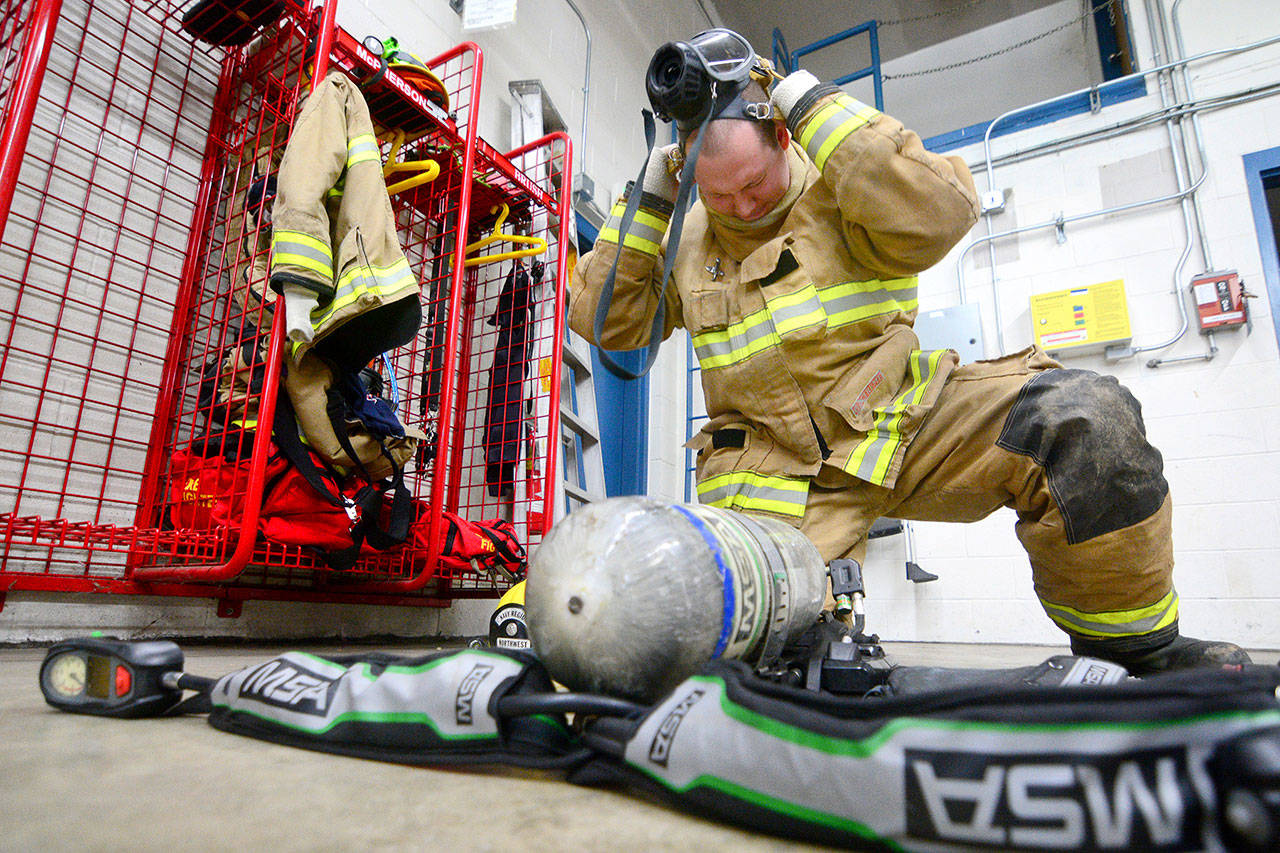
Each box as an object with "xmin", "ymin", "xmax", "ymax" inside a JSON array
[{"xmin": 45, "ymin": 653, "xmax": 87, "ymax": 698}]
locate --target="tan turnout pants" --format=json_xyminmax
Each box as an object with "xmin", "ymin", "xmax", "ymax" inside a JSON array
[{"xmin": 800, "ymin": 347, "xmax": 1175, "ymax": 642}]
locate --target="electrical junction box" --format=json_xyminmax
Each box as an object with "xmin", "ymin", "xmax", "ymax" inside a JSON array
[
  {"xmin": 1191, "ymin": 269, "xmax": 1249, "ymax": 333},
  {"xmin": 1029, "ymin": 279, "xmax": 1132, "ymax": 357}
]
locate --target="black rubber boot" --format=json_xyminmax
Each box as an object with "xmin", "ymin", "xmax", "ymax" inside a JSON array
[{"xmin": 1070, "ymin": 624, "xmax": 1252, "ymax": 677}]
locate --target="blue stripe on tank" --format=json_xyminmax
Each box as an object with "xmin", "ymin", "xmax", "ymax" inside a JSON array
[{"xmin": 672, "ymin": 504, "xmax": 734, "ymax": 659}]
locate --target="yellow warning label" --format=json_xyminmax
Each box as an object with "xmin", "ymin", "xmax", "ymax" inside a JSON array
[
  {"xmin": 539, "ymin": 356, "xmax": 553, "ymax": 392},
  {"xmin": 1030, "ymin": 279, "xmax": 1132, "ymax": 355}
]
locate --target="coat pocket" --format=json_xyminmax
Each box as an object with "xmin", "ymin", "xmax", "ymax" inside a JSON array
[
  {"xmin": 691, "ymin": 422, "xmax": 812, "ymax": 525},
  {"xmin": 684, "ymin": 288, "xmax": 730, "ymax": 333},
  {"xmin": 821, "ymin": 360, "xmax": 903, "ymax": 434}
]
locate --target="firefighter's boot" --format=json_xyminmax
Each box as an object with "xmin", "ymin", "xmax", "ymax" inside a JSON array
[{"xmin": 1071, "ymin": 627, "xmax": 1251, "ymax": 676}]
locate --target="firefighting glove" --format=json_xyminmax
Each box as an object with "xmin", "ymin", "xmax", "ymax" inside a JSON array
[
  {"xmin": 282, "ymin": 282, "xmax": 318, "ymax": 344},
  {"xmin": 640, "ymin": 143, "xmax": 681, "ymax": 205},
  {"xmin": 770, "ymin": 69, "xmax": 843, "ymax": 135}
]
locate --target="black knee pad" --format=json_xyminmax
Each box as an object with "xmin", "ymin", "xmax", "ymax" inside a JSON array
[{"xmin": 996, "ymin": 369, "xmax": 1168, "ymax": 544}]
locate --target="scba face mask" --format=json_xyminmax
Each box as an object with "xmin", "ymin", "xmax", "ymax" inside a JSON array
[{"xmin": 645, "ymin": 28, "xmax": 766, "ymax": 134}]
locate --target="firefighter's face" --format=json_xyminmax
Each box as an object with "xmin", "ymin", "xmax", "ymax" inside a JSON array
[{"xmin": 693, "ymin": 120, "xmax": 791, "ymax": 222}]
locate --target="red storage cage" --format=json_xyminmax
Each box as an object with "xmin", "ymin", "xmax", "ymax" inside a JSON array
[{"xmin": 0, "ymin": 0, "xmax": 569, "ymax": 612}]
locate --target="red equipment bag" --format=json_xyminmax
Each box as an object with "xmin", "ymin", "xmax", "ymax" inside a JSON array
[
  {"xmin": 428, "ymin": 510, "xmax": 526, "ymax": 580},
  {"xmin": 167, "ymin": 442, "xmax": 400, "ymax": 563}
]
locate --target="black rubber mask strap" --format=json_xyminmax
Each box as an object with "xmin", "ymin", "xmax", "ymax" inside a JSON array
[{"xmin": 592, "ymin": 107, "xmax": 710, "ymax": 381}]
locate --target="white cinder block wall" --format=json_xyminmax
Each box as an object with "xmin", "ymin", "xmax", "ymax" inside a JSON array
[
  {"xmin": 6, "ymin": 0, "xmax": 1277, "ymax": 648},
  {"xmin": 650, "ymin": 0, "xmax": 1280, "ymax": 649}
]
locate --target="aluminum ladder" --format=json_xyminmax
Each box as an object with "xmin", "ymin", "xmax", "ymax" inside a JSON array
[
  {"xmin": 557, "ymin": 328, "xmax": 607, "ymax": 514},
  {"xmin": 508, "ymin": 79, "xmax": 606, "ymax": 518}
]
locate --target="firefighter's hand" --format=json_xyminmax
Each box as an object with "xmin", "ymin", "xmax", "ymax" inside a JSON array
[
  {"xmin": 640, "ymin": 143, "xmax": 681, "ymax": 204},
  {"xmin": 770, "ymin": 69, "xmax": 822, "ymax": 125}
]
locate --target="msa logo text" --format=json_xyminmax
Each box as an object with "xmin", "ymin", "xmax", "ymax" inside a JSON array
[
  {"xmin": 237, "ymin": 659, "xmax": 338, "ymax": 715},
  {"xmin": 905, "ymin": 746, "xmax": 1199, "ymax": 851},
  {"xmin": 455, "ymin": 662, "xmax": 494, "ymax": 725},
  {"xmin": 648, "ymin": 688, "xmax": 705, "ymax": 767}
]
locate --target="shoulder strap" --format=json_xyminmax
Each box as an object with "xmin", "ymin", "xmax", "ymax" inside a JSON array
[{"xmin": 591, "ymin": 98, "xmax": 724, "ymax": 381}]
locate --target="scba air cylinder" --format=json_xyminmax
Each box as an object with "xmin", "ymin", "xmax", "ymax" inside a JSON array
[{"xmin": 525, "ymin": 497, "xmax": 827, "ymax": 702}]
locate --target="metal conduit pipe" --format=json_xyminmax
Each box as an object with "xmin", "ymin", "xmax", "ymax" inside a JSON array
[
  {"xmin": 1171, "ymin": 0, "xmax": 1215, "ymax": 272},
  {"xmin": 562, "ymin": 0, "xmax": 591, "ymax": 176},
  {"xmin": 956, "ymin": 83, "xmax": 1273, "ymax": 304},
  {"xmin": 956, "ymin": 160, "xmax": 1210, "ymax": 349},
  {"xmin": 983, "ymin": 84, "xmax": 1280, "ymax": 171},
  {"xmin": 981, "ymin": 31, "xmax": 1280, "ymax": 189},
  {"xmin": 1139, "ymin": 0, "xmax": 1213, "ymax": 366}
]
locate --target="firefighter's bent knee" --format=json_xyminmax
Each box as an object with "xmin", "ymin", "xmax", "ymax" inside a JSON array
[{"xmin": 995, "ymin": 369, "xmax": 1167, "ymax": 544}]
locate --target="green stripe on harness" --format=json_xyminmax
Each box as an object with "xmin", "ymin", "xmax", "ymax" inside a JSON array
[{"xmin": 612, "ymin": 660, "xmax": 1280, "ymax": 850}]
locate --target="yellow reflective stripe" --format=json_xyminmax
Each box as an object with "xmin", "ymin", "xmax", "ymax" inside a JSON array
[
  {"xmin": 605, "ymin": 205, "xmax": 668, "ymax": 234},
  {"xmin": 691, "ymin": 307, "xmax": 779, "ymax": 370},
  {"xmin": 1042, "ymin": 590, "xmax": 1180, "ymax": 638},
  {"xmin": 600, "ymin": 205, "xmax": 669, "ymax": 257},
  {"xmin": 797, "ymin": 100, "xmax": 846, "ymax": 151},
  {"xmin": 347, "ymin": 133, "xmax": 380, "ymax": 167},
  {"xmin": 693, "ymin": 274, "xmax": 918, "ymax": 371},
  {"xmin": 308, "ymin": 257, "xmax": 416, "ymax": 327},
  {"xmin": 799, "ymin": 95, "xmax": 880, "ymax": 172},
  {"xmin": 765, "ymin": 284, "xmax": 825, "ymax": 335},
  {"xmin": 821, "ymin": 277, "xmax": 918, "ymax": 328},
  {"xmin": 842, "ymin": 349, "xmax": 946, "ymax": 484},
  {"xmin": 598, "ymin": 227, "xmax": 662, "ymax": 255},
  {"xmin": 272, "ymin": 230, "xmax": 333, "ymax": 278},
  {"xmin": 697, "ymin": 471, "xmax": 808, "ymax": 518}
]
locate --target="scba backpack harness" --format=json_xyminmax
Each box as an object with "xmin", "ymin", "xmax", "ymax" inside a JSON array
[{"xmin": 69, "ymin": 638, "xmax": 1277, "ymax": 852}]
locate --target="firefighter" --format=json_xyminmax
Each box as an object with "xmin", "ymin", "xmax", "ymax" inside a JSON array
[{"xmin": 568, "ymin": 55, "xmax": 1250, "ymax": 675}]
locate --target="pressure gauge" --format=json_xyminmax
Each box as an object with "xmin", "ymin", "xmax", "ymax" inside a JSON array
[{"xmin": 43, "ymin": 652, "xmax": 87, "ymax": 699}]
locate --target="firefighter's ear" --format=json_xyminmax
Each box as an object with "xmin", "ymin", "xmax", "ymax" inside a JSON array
[{"xmin": 774, "ymin": 119, "xmax": 790, "ymax": 151}]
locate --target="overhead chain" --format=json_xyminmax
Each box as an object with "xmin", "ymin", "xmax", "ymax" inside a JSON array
[
  {"xmin": 876, "ymin": 0, "xmax": 989, "ymax": 28},
  {"xmin": 881, "ymin": 0, "xmax": 1120, "ymax": 81}
]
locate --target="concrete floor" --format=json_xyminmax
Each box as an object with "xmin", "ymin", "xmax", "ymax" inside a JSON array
[{"xmin": 2, "ymin": 641, "xmax": 1276, "ymax": 852}]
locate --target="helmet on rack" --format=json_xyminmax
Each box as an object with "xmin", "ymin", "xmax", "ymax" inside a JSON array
[{"xmin": 366, "ymin": 36, "xmax": 450, "ymax": 113}]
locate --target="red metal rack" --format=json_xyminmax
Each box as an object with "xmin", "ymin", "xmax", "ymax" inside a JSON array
[{"xmin": 0, "ymin": 0, "xmax": 569, "ymax": 612}]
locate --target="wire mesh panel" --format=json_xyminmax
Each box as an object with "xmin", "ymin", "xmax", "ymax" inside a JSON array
[
  {"xmin": 0, "ymin": 0, "xmax": 222, "ymax": 581},
  {"xmin": 451, "ymin": 136, "xmax": 570, "ymax": 548},
  {"xmin": 0, "ymin": 0, "xmax": 567, "ymax": 607}
]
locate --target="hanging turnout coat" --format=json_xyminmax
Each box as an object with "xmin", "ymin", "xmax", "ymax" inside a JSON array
[
  {"xmin": 269, "ymin": 71, "xmax": 420, "ymax": 354},
  {"xmin": 484, "ymin": 263, "xmax": 536, "ymax": 497},
  {"xmin": 568, "ymin": 91, "xmax": 980, "ymax": 522}
]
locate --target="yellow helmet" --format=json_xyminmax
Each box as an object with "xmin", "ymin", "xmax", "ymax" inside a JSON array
[{"xmin": 371, "ymin": 36, "xmax": 449, "ymax": 113}]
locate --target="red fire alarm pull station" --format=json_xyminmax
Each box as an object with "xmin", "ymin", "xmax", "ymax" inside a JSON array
[{"xmin": 1191, "ymin": 270, "xmax": 1251, "ymax": 333}]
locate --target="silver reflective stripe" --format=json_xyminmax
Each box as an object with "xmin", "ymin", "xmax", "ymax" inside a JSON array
[
  {"xmin": 693, "ymin": 279, "xmax": 917, "ymax": 371},
  {"xmin": 603, "ymin": 213, "xmax": 665, "ymax": 248},
  {"xmin": 272, "ymin": 230, "xmax": 333, "ymax": 279},
  {"xmin": 691, "ymin": 308, "xmax": 779, "ymax": 370},
  {"xmin": 766, "ymin": 285, "xmax": 825, "ymax": 336},
  {"xmin": 1041, "ymin": 589, "xmax": 1180, "ymax": 638},
  {"xmin": 821, "ymin": 279, "xmax": 918, "ymax": 328},
  {"xmin": 697, "ymin": 471, "xmax": 808, "ymax": 518},
  {"xmin": 798, "ymin": 96, "xmax": 880, "ymax": 171},
  {"xmin": 310, "ymin": 257, "xmax": 416, "ymax": 326},
  {"xmin": 843, "ymin": 349, "xmax": 945, "ymax": 484},
  {"xmin": 347, "ymin": 133, "xmax": 380, "ymax": 167}
]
